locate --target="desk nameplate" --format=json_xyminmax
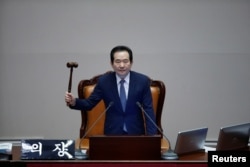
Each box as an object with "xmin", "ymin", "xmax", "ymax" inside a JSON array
[{"xmin": 21, "ymin": 139, "xmax": 75, "ymax": 160}]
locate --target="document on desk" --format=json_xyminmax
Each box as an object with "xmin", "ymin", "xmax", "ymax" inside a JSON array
[
  {"xmin": 204, "ymin": 146, "xmax": 216, "ymax": 152},
  {"xmin": 0, "ymin": 143, "xmax": 12, "ymax": 154}
]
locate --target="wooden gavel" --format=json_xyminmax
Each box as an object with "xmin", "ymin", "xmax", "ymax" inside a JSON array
[{"xmin": 66, "ymin": 62, "xmax": 78, "ymax": 93}]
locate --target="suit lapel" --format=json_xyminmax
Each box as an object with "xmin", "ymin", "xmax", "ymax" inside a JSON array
[
  {"xmin": 110, "ymin": 72, "xmax": 120, "ymax": 99},
  {"xmin": 126, "ymin": 71, "xmax": 136, "ymax": 110},
  {"xmin": 109, "ymin": 73, "xmax": 124, "ymax": 111}
]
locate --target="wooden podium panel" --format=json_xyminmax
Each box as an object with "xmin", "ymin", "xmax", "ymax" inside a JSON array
[{"xmin": 89, "ymin": 135, "xmax": 161, "ymax": 160}]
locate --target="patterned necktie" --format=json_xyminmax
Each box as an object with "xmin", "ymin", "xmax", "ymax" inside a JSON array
[{"xmin": 119, "ymin": 79, "xmax": 126, "ymax": 112}]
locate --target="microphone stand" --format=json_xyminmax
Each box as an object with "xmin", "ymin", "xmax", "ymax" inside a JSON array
[
  {"xmin": 136, "ymin": 102, "xmax": 179, "ymax": 160},
  {"xmin": 75, "ymin": 102, "xmax": 114, "ymax": 159}
]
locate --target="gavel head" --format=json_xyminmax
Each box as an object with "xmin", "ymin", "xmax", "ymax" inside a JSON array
[{"xmin": 67, "ymin": 62, "xmax": 78, "ymax": 68}]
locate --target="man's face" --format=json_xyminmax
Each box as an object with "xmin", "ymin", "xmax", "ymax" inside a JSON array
[{"xmin": 111, "ymin": 51, "xmax": 132, "ymax": 79}]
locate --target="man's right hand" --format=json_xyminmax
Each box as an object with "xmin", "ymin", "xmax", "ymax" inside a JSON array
[{"xmin": 65, "ymin": 92, "xmax": 76, "ymax": 106}]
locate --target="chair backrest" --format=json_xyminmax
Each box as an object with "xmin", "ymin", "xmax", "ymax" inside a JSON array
[{"xmin": 78, "ymin": 71, "xmax": 166, "ymax": 138}]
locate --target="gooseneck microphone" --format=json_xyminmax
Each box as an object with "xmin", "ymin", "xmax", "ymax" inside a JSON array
[
  {"xmin": 136, "ymin": 102, "xmax": 179, "ymax": 160},
  {"xmin": 75, "ymin": 101, "xmax": 114, "ymax": 159}
]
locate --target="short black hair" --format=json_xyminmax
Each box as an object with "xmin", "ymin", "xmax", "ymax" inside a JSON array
[{"xmin": 110, "ymin": 45, "xmax": 133, "ymax": 63}]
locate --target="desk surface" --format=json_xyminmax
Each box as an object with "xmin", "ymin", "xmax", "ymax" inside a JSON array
[
  {"xmin": 10, "ymin": 145, "xmax": 207, "ymax": 161},
  {"xmin": 2, "ymin": 145, "xmax": 249, "ymax": 167},
  {"xmin": 2, "ymin": 146, "xmax": 208, "ymax": 167}
]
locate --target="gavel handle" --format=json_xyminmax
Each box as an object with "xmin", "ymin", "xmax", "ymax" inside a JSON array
[{"xmin": 68, "ymin": 67, "xmax": 73, "ymax": 93}]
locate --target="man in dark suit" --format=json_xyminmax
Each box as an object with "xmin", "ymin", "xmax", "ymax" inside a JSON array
[{"xmin": 65, "ymin": 45, "xmax": 157, "ymax": 135}]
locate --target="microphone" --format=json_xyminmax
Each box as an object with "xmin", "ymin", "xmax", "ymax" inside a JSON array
[
  {"xmin": 136, "ymin": 102, "xmax": 179, "ymax": 160},
  {"xmin": 75, "ymin": 101, "xmax": 114, "ymax": 159}
]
